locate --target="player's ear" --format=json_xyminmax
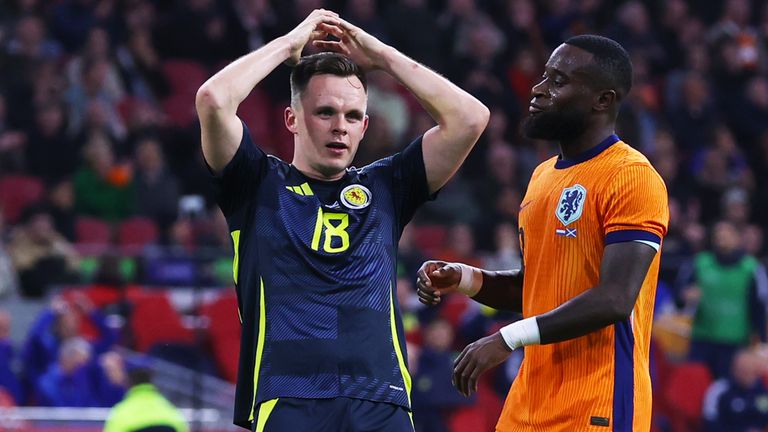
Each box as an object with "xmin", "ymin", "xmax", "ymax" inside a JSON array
[
  {"xmin": 361, "ymin": 114, "xmax": 369, "ymax": 138},
  {"xmin": 285, "ymin": 106, "xmax": 298, "ymax": 134},
  {"xmin": 594, "ymin": 89, "xmax": 616, "ymax": 112}
]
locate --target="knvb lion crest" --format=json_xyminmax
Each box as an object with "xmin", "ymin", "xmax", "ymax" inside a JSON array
[{"xmin": 556, "ymin": 184, "xmax": 587, "ymax": 226}]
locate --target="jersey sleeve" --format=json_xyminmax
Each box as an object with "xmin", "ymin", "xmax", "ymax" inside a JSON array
[
  {"xmin": 208, "ymin": 122, "xmax": 268, "ymax": 217},
  {"xmin": 602, "ymin": 164, "xmax": 669, "ymax": 251},
  {"xmin": 391, "ymin": 135, "xmax": 435, "ymax": 230}
]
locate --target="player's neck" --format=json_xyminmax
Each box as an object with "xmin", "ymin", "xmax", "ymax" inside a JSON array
[{"xmin": 558, "ymin": 125, "xmax": 616, "ymax": 160}]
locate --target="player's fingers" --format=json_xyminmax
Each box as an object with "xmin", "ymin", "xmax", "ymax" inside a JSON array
[
  {"xmin": 416, "ymin": 288, "xmax": 440, "ymax": 305},
  {"xmin": 458, "ymin": 356, "xmax": 477, "ymax": 397},
  {"xmin": 453, "ymin": 347, "xmax": 472, "ymax": 393},
  {"xmin": 316, "ymin": 22, "xmax": 343, "ymax": 38},
  {"xmin": 468, "ymin": 363, "xmax": 482, "ymax": 396},
  {"xmin": 312, "ymin": 40, "xmax": 348, "ymax": 55}
]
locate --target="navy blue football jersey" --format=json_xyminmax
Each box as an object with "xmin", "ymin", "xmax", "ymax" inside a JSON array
[{"xmin": 212, "ymin": 124, "xmax": 433, "ymax": 429}]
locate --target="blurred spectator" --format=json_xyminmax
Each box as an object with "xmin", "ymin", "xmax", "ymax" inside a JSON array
[
  {"xmin": 46, "ymin": 180, "xmax": 77, "ymax": 242},
  {"xmin": 24, "ymin": 101, "xmax": 79, "ymax": 182},
  {"xmin": 35, "ymin": 336, "xmax": 124, "ymax": 407},
  {"xmin": 0, "ymin": 92, "xmax": 27, "ymax": 173},
  {"xmin": 21, "ymin": 295, "xmax": 118, "ymax": 397},
  {"xmin": 73, "ymin": 133, "xmax": 134, "ymax": 222},
  {"xmin": 677, "ymin": 221, "xmax": 768, "ymax": 378},
  {"xmin": 7, "ymin": 205, "xmax": 79, "ymax": 298},
  {"xmin": 133, "ymin": 136, "xmax": 179, "ymax": 231},
  {"xmin": 668, "ymin": 72, "xmax": 717, "ymax": 158},
  {"xmin": 702, "ymin": 348, "xmax": 768, "ymax": 432},
  {"xmin": 103, "ymin": 361, "xmax": 189, "ymax": 432},
  {"xmin": 233, "ymin": 0, "xmax": 279, "ymax": 51},
  {"xmin": 115, "ymin": 28, "xmax": 169, "ymax": 104},
  {"xmin": 384, "ymin": 0, "xmax": 444, "ymax": 71},
  {"xmin": 482, "ymin": 222, "xmax": 521, "ymax": 271},
  {"xmin": 66, "ymin": 26, "xmax": 124, "ymax": 110},
  {"xmin": 153, "ymin": 0, "xmax": 247, "ymax": 66},
  {"xmin": 0, "ymin": 310, "xmax": 22, "ymax": 405},
  {"xmin": 608, "ymin": 1, "xmax": 666, "ymax": 73},
  {"xmin": 65, "ymin": 57, "xmax": 126, "ymax": 141},
  {"xmin": 438, "ymin": 223, "xmax": 482, "ymax": 267},
  {"xmin": 412, "ymin": 318, "xmax": 471, "ymax": 432},
  {"xmin": 50, "ymin": 0, "xmax": 118, "ymax": 53},
  {"xmin": 693, "ymin": 126, "xmax": 753, "ymax": 224},
  {"xmin": 397, "ymin": 224, "xmax": 428, "ymax": 279},
  {"xmin": 0, "ymin": 205, "xmax": 19, "ymax": 299}
]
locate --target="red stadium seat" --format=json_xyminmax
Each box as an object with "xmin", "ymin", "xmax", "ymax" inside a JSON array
[
  {"xmin": 117, "ymin": 216, "xmax": 159, "ymax": 251},
  {"xmin": 75, "ymin": 216, "xmax": 112, "ymax": 245},
  {"xmin": 162, "ymin": 59, "xmax": 209, "ymax": 95},
  {"xmin": 199, "ymin": 292, "xmax": 241, "ymax": 382},
  {"xmin": 162, "ymin": 93, "xmax": 198, "ymax": 128},
  {"xmin": 412, "ymin": 225, "xmax": 448, "ymax": 256},
  {"xmin": 0, "ymin": 175, "xmax": 45, "ymax": 224},
  {"xmin": 663, "ymin": 362, "xmax": 712, "ymax": 432},
  {"xmin": 237, "ymin": 89, "xmax": 274, "ymax": 147},
  {"xmin": 129, "ymin": 290, "xmax": 196, "ymax": 352}
]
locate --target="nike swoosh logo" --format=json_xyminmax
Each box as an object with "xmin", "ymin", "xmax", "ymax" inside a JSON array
[{"xmin": 519, "ymin": 200, "xmax": 534, "ymax": 211}]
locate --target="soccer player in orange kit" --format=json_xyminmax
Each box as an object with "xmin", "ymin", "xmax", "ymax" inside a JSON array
[{"xmin": 417, "ymin": 35, "xmax": 669, "ymax": 432}]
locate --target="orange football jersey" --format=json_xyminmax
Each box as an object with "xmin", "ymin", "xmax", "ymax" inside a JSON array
[{"xmin": 497, "ymin": 135, "xmax": 669, "ymax": 432}]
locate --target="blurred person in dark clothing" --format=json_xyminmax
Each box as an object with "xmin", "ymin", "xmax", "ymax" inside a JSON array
[
  {"xmin": 384, "ymin": 0, "xmax": 445, "ymax": 71},
  {"xmin": 412, "ymin": 318, "xmax": 472, "ymax": 432},
  {"xmin": 7, "ymin": 205, "xmax": 80, "ymax": 298},
  {"xmin": 0, "ymin": 92, "xmax": 27, "ymax": 173},
  {"xmin": 0, "ymin": 310, "xmax": 23, "ymax": 405},
  {"xmin": 153, "ymin": 0, "xmax": 248, "ymax": 66},
  {"xmin": 0, "ymin": 205, "xmax": 19, "ymax": 299},
  {"xmin": 677, "ymin": 220, "xmax": 768, "ymax": 378},
  {"xmin": 133, "ymin": 136, "xmax": 179, "ymax": 231},
  {"xmin": 702, "ymin": 348, "xmax": 768, "ymax": 432},
  {"xmin": 46, "ymin": 179, "xmax": 77, "ymax": 242},
  {"xmin": 668, "ymin": 72, "xmax": 718, "ymax": 159},
  {"xmin": 24, "ymin": 102, "xmax": 79, "ymax": 182}
]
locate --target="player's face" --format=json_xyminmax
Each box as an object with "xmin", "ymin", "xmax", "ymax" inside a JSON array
[
  {"xmin": 522, "ymin": 44, "xmax": 595, "ymax": 141},
  {"xmin": 286, "ymin": 74, "xmax": 369, "ymax": 180}
]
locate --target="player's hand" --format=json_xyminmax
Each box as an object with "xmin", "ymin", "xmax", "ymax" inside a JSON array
[
  {"xmin": 416, "ymin": 261, "xmax": 461, "ymax": 306},
  {"xmin": 283, "ymin": 9, "xmax": 341, "ymax": 66},
  {"xmin": 312, "ymin": 17, "xmax": 389, "ymax": 70},
  {"xmin": 452, "ymin": 332, "xmax": 512, "ymax": 397}
]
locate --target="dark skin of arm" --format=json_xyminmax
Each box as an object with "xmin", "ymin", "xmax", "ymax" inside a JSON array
[{"xmin": 415, "ymin": 241, "xmax": 657, "ymax": 396}]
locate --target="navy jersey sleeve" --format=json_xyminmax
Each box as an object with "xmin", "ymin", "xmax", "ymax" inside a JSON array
[
  {"xmin": 391, "ymin": 135, "xmax": 435, "ymax": 230},
  {"xmin": 208, "ymin": 123, "xmax": 268, "ymax": 217}
]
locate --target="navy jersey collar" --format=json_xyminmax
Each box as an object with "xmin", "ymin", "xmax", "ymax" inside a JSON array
[{"xmin": 554, "ymin": 134, "xmax": 620, "ymax": 169}]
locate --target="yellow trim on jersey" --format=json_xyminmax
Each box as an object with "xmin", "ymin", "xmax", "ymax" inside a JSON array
[
  {"xmin": 254, "ymin": 398, "xmax": 279, "ymax": 432},
  {"xmin": 389, "ymin": 283, "xmax": 412, "ymax": 407},
  {"xmin": 248, "ymin": 278, "xmax": 267, "ymax": 422},
  {"xmin": 300, "ymin": 182, "xmax": 314, "ymax": 196},
  {"xmin": 231, "ymin": 230, "xmax": 241, "ymax": 284},
  {"xmin": 231, "ymin": 230, "xmax": 243, "ymax": 323}
]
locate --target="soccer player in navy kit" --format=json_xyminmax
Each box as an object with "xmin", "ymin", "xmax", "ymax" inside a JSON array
[{"xmin": 195, "ymin": 9, "xmax": 489, "ymax": 432}]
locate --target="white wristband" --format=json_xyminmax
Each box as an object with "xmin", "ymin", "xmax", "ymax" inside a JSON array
[
  {"xmin": 456, "ymin": 263, "xmax": 482, "ymax": 297},
  {"xmin": 499, "ymin": 317, "xmax": 541, "ymax": 351}
]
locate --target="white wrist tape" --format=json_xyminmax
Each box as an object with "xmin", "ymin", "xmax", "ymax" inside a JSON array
[
  {"xmin": 456, "ymin": 263, "xmax": 483, "ymax": 297},
  {"xmin": 499, "ymin": 317, "xmax": 541, "ymax": 351}
]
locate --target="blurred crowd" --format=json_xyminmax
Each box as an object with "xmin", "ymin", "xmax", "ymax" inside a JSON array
[{"xmin": 1, "ymin": 0, "xmax": 768, "ymax": 431}]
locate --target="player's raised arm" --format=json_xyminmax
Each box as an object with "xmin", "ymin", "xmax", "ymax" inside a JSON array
[
  {"xmin": 195, "ymin": 9, "xmax": 341, "ymax": 173},
  {"xmin": 314, "ymin": 18, "xmax": 490, "ymax": 193}
]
